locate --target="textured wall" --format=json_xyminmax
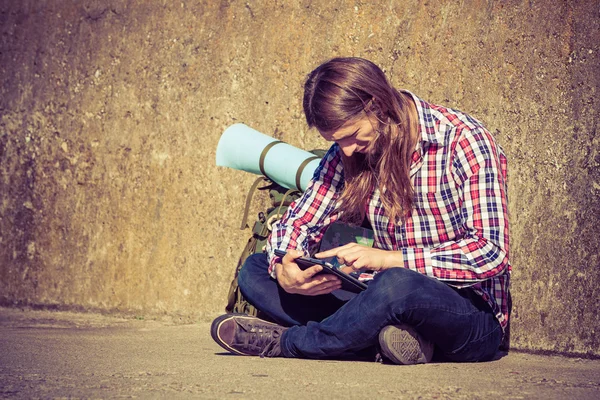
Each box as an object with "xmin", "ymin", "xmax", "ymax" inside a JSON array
[{"xmin": 0, "ymin": 0, "xmax": 598, "ymax": 355}]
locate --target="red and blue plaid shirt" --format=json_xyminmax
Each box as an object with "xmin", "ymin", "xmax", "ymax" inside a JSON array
[{"xmin": 267, "ymin": 92, "xmax": 511, "ymax": 330}]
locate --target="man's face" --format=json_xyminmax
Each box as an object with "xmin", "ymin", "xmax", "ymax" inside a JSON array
[{"xmin": 319, "ymin": 116, "xmax": 378, "ymax": 157}]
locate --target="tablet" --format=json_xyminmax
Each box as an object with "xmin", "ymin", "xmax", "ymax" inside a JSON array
[{"xmin": 273, "ymin": 249, "xmax": 367, "ymax": 293}]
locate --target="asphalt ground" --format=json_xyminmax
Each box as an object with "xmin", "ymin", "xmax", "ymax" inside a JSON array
[{"xmin": 0, "ymin": 308, "xmax": 599, "ymax": 399}]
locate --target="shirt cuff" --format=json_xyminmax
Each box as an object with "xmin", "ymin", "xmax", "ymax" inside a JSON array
[
  {"xmin": 268, "ymin": 256, "xmax": 282, "ymax": 279},
  {"xmin": 402, "ymin": 247, "xmax": 434, "ymax": 277}
]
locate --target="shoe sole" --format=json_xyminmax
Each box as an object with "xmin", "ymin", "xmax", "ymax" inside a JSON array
[{"xmin": 378, "ymin": 325, "xmax": 434, "ymax": 365}]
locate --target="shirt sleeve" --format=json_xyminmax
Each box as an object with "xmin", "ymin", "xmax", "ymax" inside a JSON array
[
  {"xmin": 401, "ymin": 127, "xmax": 510, "ymax": 287},
  {"xmin": 266, "ymin": 144, "xmax": 345, "ymax": 277}
]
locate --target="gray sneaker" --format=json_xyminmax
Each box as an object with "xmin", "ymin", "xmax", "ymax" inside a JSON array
[
  {"xmin": 211, "ymin": 314, "xmax": 287, "ymax": 358},
  {"xmin": 378, "ymin": 325, "xmax": 434, "ymax": 365}
]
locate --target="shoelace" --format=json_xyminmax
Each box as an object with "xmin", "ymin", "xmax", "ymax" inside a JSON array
[{"xmin": 235, "ymin": 321, "xmax": 283, "ymax": 357}]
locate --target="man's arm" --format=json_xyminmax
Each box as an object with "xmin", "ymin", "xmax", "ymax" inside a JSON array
[
  {"xmin": 401, "ymin": 127, "xmax": 510, "ymax": 286},
  {"xmin": 266, "ymin": 144, "xmax": 344, "ymax": 277}
]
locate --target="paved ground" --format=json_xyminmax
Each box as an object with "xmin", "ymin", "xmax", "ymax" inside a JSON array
[{"xmin": 0, "ymin": 308, "xmax": 599, "ymax": 399}]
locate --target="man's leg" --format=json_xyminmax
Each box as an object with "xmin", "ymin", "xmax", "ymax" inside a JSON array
[
  {"xmin": 237, "ymin": 253, "xmax": 354, "ymax": 326},
  {"xmin": 280, "ymin": 267, "xmax": 502, "ymax": 362}
]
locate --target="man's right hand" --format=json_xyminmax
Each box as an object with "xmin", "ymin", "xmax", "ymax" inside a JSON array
[{"xmin": 275, "ymin": 249, "xmax": 342, "ymax": 295}]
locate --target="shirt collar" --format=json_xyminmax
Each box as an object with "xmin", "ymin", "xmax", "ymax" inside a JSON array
[{"xmin": 404, "ymin": 90, "xmax": 447, "ymax": 146}]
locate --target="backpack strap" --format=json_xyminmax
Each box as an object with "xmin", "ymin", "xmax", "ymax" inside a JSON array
[
  {"xmin": 240, "ymin": 176, "xmax": 268, "ymax": 230},
  {"xmin": 259, "ymin": 140, "xmax": 284, "ymax": 178},
  {"xmin": 295, "ymin": 156, "xmax": 320, "ymax": 190},
  {"xmin": 275, "ymin": 188, "xmax": 301, "ymax": 221}
]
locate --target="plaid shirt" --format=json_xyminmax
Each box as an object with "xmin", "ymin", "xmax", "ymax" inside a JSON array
[{"xmin": 267, "ymin": 92, "xmax": 511, "ymax": 330}]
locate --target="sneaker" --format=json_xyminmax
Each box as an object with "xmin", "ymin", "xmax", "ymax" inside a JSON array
[
  {"xmin": 378, "ymin": 325, "xmax": 434, "ymax": 365},
  {"xmin": 211, "ymin": 314, "xmax": 287, "ymax": 358}
]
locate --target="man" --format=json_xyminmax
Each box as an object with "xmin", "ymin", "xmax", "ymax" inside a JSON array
[{"xmin": 212, "ymin": 57, "xmax": 511, "ymax": 364}]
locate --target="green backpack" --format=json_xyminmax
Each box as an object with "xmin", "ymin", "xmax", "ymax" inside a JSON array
[
  {"xmin": 225, "ymin": 177, "xmax": 299, "ymax": 318},
  {"xmin": 225, "ymin": 149, "xmax": 327, "ymax": 318}
]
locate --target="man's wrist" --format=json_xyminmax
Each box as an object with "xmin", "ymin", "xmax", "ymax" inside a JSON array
[
  {"xmin": 273, "ymin": 262, "xmax": 283, "ymax": 280},
  {"xmin": 268, "ymin": 258, "xmax": 281, "ymax": 279},
  {"xmin": 384, "ymin": 250, "xmax": 404, "ymax": 269}
]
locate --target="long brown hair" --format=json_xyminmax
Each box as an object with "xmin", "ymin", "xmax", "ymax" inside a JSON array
[{"xmin": 303, "ymin": 57, "xmax": 416, "ymax": 224}]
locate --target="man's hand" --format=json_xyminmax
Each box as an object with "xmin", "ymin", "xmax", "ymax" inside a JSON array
[
  {"xmin": 315, "ymin": 243, "xmax": 403, "ymax": 273},
  {"xmin": 275, "ymin": 249, "xmax": 342, "ymax": 295}
]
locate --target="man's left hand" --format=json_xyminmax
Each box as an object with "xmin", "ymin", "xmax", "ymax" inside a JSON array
[{"xmin": 315, "ymin": 243, "xmax": 403, "ymax": 273}]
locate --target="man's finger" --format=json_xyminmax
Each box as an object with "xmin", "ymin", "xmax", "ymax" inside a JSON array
[
  {"xmin": 309, "ymin": 274, "xmax": 339, "ymax": 285},
  {"xmin": 308, "ymin": 286, "xmax": 342, "ymax": 296},
  {"xmin": 283, "ymin": 249, "xmax": 304, "ymax": 264},
  {"xmin": 315, "ymin": 243, "xmax": 356, "ymax": 258},
  {"xmin": 302, "ymin": 273, "xmax": 340, "ymax": 288},
  {"xmin": 314, "ymin": 248, "xmax": 337, "ymax": 258},
  {"xmin": 302, "ymin": 264, "xmax": 324, "ymax": 278},
  {"xmin": 306, "ymin": 281, "xmax": 342, "ymax": 296},
  {"xmin": 336, "ymin": 246, "xmax": 363, "ymax": 261}
]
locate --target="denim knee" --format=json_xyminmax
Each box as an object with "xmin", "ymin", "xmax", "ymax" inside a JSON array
[
  {"xmin": 370, "ymin": 268, "xmax": 427, "ymax": 296},
  {"xmin": 238, "ymin": 253, "xmax": 269, "ymax": 295},
  {"xmin": 365, "ymin": 267, "xmax": 451, "ymax": 318}
]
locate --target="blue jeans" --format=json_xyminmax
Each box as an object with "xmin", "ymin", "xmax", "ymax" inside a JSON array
[{"xmin": 238, "ymin": 253, "xmax": 502, "ymax": 362}]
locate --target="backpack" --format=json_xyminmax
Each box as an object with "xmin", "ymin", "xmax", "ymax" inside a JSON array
[{"xmin": 225, "ymin": 149, "xmax": 327, "ymax": 318}]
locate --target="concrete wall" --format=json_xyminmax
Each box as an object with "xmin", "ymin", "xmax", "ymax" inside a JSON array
[{"xmin": 0, "ymin": 0, "xmax": 598, "ymax": 355}]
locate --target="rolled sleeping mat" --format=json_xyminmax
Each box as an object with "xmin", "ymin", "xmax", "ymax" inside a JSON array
[{"xmin": 216, "ymin": 123, "xmax": 322, "ymax": 191}]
